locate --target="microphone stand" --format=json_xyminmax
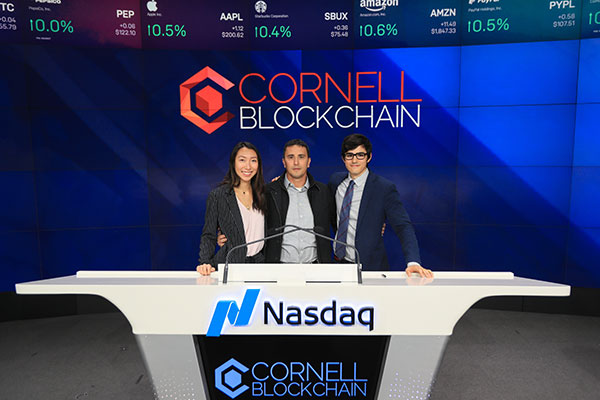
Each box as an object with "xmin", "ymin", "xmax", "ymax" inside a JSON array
[
  {"xmin": 223, "ymin": 224, "xmax": 362, "ymax": 284},
  {"xmin": 223, "ymin": 227, "xmax": 302, "ymax": 284}
]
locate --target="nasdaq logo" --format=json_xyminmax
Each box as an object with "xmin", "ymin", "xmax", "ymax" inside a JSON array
[
  {"xmin": 208, "ymin": 289, "xmax": 375, "ymax": 336},
  {"xmin": 215, "ymin": 358, "xmax": 250, "ymax": 398},
  {"xmin": 264, "ymin": 300, "xmax": 374, "ymax": 331},
  {"xmin": 207, "ymin": 289, "xmax": 260, "ymax": 337}
]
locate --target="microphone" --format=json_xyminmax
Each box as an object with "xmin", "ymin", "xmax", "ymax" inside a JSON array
[
  {"xmin": 299, "ymin": 224, "xmax": 361, "ymax": 267},
  {"xmin": 305, "ymin": 224, "xmax": 362, "ymax": 284},
  {"xmin": 223, "ymin": 224, "xmax": 362, "ymax": 284},
  {"xmin": 223, "ymin": 226, "xmax": 303, "ymax": 283}
]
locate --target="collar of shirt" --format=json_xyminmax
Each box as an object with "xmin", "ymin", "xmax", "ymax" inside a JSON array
[
  {"xmin": 346, "ymin": 168, "xmax": 369, "ymax": 187},
  {"xmin": 284, "ymin": 174, "xmax": 309, "ymax": 192}
]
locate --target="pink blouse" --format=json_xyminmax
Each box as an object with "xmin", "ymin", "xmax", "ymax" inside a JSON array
[{"xmin": 236, "ymin": 196, "xmax": 265, "ymax": 257}]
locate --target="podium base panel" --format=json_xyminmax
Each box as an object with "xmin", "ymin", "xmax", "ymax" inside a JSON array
[
  {"xmin": 136, "ymin": 334, "xmax": 208, "ymax": 400},
  {"xmin": 135, "ymin": 334, "xmax": 447, "ymax": 400},
  {"xmin": 378, "ymin": 335, "xmax": 448, "ymax": 400}
]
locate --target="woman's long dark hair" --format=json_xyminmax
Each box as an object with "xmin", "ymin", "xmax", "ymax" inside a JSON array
[{"xmin": 222, "ymin": 141, "xmax": 267, "ymax": 213}]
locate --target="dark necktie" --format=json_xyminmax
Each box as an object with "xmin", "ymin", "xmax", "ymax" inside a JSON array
[{"xmin": 335, "ymin": 180, "xmax": 355, "ymax": 260}]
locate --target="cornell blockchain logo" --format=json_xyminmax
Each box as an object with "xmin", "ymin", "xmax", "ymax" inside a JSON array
[
  {"xmin": 216, "ymin": 358, "xmax": 250, "ymax": 398},
  {"xmin": 180, "ymin": 67, "xmax": 422, "ymax": 133},
  {"xmin": 179, "ymin": 66, "xmax": 235, "ymax": 134},
  {"xmin": 215, "ymin": 358, "xmax": 369, "ymax": 398}
]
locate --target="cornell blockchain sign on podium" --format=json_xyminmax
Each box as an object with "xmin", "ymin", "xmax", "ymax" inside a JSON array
[{"xmin": 215, "ymin": 357, "xmax": 369, "ymax": 399}]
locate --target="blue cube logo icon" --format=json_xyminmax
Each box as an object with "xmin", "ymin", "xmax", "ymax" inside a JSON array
[
  {"xmin": 224, "ymin": 369, "xmax": 242, "ymax": 388},
  {"xmin": 215, "ymin": 358, "xmax": 249, "ymax": 398}
]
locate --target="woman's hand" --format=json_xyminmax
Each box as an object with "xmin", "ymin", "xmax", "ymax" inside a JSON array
[{"xmin": 196, "ymin": 263, "xmax": 215, "ymax": 276}]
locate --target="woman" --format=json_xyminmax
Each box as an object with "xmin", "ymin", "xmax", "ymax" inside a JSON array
[{"xmin": 196, "ymin": 142, "xmax": 267, "ymax": 275}]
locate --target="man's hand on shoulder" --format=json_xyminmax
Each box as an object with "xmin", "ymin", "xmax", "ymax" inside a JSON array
[
  {"xmin": 405, "ymin": 262, "xmax": 433, "ymax": 278},
  {"xmin": 217, "ymin": 231, "xmax": 227, "ymax": 247}
]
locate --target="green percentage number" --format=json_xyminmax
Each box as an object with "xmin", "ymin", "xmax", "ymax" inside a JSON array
[
  {"xmin": 29, "ymin": 19, "xmax": 74, "ymax": 33},
  {"xmin": 590, "ymin": 11, "xmax": 600, "ymax": 25},
  {"xmin": 467, "ymin": 18, "xmax": 510, "ymax": 33},
  {"xmin": 254, "ymin": 25, "xmax": 292, "ymax": 38},
  {"xmin": 359, "ymin": 24, "xmax": 398, "ymax": 37},
  {"xmin": 147, "ymin": 24, "xmax": 187, "ymax": 37}
]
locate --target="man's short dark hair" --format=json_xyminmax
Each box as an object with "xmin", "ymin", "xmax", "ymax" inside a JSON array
[
  {"xmin": 283, "ymin": 138, "xmax": 310, "ymax": 158},
  {"xmin": 341, "ymin": 134, "xmax": 372, "ymax": 157}
]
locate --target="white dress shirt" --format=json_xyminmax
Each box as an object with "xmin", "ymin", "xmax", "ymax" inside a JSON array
[
  {"xmin": 334, "ymin": 169, "xmax": 419, "ymax": 268},
  {"xmin": 280, "ymin": 175, "xmax": 317, "ymax": 263},
  {"xmin": 335, "ymin": 169, "xmax": 369, "ymax": 262}
]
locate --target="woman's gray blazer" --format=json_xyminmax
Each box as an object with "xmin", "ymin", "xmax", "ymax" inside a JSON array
[{"xmin": 198, "ymin": 184, "xmax": 264, "ymax": 268}]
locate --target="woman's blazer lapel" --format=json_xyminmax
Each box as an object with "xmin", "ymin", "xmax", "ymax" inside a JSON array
[{"xmin": 224, "ymin": 188, "xmax": 246, "ymax": 244}]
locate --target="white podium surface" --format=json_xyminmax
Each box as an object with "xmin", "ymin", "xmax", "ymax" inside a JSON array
[{"xmin": 16, "ymin": 269, "xmax": 569, "ymax": 400}]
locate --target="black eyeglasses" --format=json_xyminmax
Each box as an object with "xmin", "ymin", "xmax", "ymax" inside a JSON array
[{"xmin": 343, "ymin": 152, "xmax": 368, "ymax": 161}]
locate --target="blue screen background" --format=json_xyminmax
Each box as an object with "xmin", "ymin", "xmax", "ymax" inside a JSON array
[{"xmin": 1, "ymin": 37, "xmax": 599, "ymax": 291}]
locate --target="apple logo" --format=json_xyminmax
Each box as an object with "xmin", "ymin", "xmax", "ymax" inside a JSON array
[{"xmin": 146, "ymin": 0, "xmax": 158, "ymax": 12}]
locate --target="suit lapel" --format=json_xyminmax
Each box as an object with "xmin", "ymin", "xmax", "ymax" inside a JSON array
[
  {"xmin": 356, "ymin": 172, "xmax": 375, "ymax": 235},
  {"xmin": 334, "ymin": 173, "xmax": 345, "ymax": 189},
  {"xmin": 225, "ymin": 188, "xmax": 246, "ymax": 243}
]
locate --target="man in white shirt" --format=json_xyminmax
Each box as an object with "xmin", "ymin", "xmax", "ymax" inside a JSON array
[
  {"xmin": 265, "ymin": 139, "xmax": 334, "ymax": 263},
  {"xmin": 329, "ymin": 134, "xmax": 433, "ymax": 277}
]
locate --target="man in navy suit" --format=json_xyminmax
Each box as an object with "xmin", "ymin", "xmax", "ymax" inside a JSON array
[{"xmin": 329, "ymin": 134, "xmax": 433, "ymax": 277}]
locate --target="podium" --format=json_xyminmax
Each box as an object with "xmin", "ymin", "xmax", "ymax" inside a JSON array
[{"xmin": 16, "ymin": 266, "xmax": 569, "ymax": 400}]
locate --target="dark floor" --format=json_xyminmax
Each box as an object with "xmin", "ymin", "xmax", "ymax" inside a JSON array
[
  {"xmin": 430, "ymin": 309, "xmax": 600, "ymax": 400},
  {"xmin": 0, "ymin": 309, "xmax": 598, "ymax": 400}
]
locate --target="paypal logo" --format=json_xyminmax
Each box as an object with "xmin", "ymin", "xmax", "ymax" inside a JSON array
[{"xmin": 207, "ymin": 289, "xmax": 260, "ymax": 337}]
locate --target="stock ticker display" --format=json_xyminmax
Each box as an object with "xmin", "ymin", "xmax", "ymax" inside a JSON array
[
  {"xmin": 1, "ymin": 0, "xmax": 599, "ymax": 48},
  {"xmin": 1, "ymin": 0, "xmax": 599, "ymax": 290}
]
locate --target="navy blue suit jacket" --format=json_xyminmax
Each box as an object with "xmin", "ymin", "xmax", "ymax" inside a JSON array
[{"xmin": 328, "ymin": 171, "xmax": 421, "ymax": 271}]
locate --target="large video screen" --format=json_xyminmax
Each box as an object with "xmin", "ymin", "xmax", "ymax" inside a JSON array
[{"xmin": 1, "ymin": 0, "xmax": 599, "ymax": 290}]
